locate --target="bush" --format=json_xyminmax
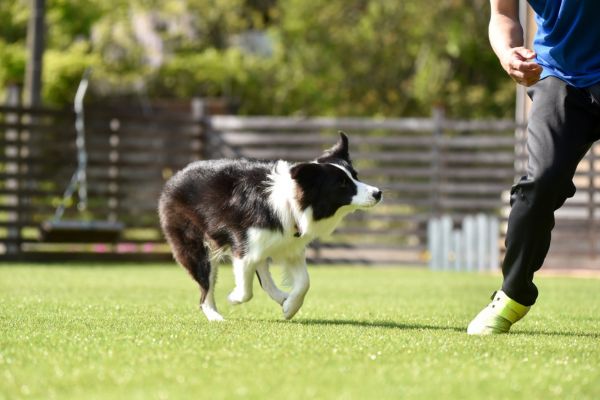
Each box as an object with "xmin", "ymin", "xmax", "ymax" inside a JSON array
[{"xmin": 42, "ymin": 41, "xmax": 100, "ymax": 106}]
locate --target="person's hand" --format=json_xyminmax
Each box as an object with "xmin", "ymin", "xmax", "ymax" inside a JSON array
[{"xmin": 500, "ymin": 47, "xmax": 542, "ymax": 86}]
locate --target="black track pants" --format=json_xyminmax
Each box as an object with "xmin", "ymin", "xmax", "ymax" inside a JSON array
[{"xmin": 501, "ymin": 77, "xmax": 600, "ymax": 306}]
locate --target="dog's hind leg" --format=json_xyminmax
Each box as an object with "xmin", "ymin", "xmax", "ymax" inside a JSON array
[
  {"xmin": 189, "ymin": 252, "xmax": 224, "ymax": 321},
  {"xmin": 228, "ymin": 257, "xmax": 256, "ymax": 305},
  {"xmin": 256, "ymin": 261, "xmax": 289, "ymax": 305},
  {"xmin": 165, "ymin": 222, "xmax": 224, "ymax": 321},
  {"xmin": 198, "ymin": 256, "xmax": 223, "ymax": 322}
]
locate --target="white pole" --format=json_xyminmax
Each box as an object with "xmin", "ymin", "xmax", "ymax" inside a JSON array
[
  {"xmin": 428, "ymin": 218, "xmax": 439, "ymax": 270},
  {"xmin": 476, "ymin": 214, "xmax": 488, "ymax": 271},
  {"xmin": 489, "ymin": 216, "xmax": 500, "ymax": 270},
  {"xmin": 464, "ymin": 215, "xmax": 475, "ymax": 271},
  {"xmin": 441, "ymin": 215, "xmax": 453, "ymax": 270},
  {"xmin": 451, "ymin": 230, "xmax": 462, "ymax": 270}
]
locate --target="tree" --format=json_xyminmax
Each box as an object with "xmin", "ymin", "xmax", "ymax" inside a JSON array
[{"xmin": 0, "ymin": 0, "xmax": 515, "ymax": 117}]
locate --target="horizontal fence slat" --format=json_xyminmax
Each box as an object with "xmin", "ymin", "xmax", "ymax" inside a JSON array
[{"xmin": 209, "ymin": 116, "xmax": 518, "ymax": 132}]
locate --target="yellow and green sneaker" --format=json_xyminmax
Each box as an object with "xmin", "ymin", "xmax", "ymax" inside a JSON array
[{"xmin": 467, "ymin": 290, "xmax": 530, "ymax": 335}]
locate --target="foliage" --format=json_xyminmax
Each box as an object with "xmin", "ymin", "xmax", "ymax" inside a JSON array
[
  {"xmin": 42, "ymin": 42, "xmax": 100, "ymax": 105},
  {"xmin": 0, "ymin": 42, "xmax": 26, "ymax": 86},
  {"xmin": 46, "ymin": 0, "xmax": 109, "ymax": 49},
  {"xmin": 0, "ymin": 1, "xmax": 28, "ymax": 96},
  {"xmin": 0, "ymin": 0, "xmax": 515, "ymax": 117},
  {"xmin": 1, "ymin": 264, "xmax": 600, "ymax": 399},
  {"xmin": 271, "ymin": 0, "xmax": 514, "ymax": 117},
  {"xmin": 152, "ymin": 48, "xmax": 250, "ymax": 98},
  {"xmin": 0, "ymin": 0, "xmax": 28, "ymax": 43}
]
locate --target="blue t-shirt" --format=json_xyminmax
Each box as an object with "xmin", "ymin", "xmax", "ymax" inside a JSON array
[{"xmin": 528, "ymin": 0, "xmax": 600, "ymax": 87}]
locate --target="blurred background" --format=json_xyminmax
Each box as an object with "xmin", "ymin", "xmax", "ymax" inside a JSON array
[
  {"xmin": 1, "ymin": 0, "xmax": 598, "ymax": 270},
  {"xmin": 1, "ymin": 0, "xmax": 512, "ymax": 116}
]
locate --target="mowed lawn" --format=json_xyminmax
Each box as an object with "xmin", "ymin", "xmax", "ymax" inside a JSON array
[{"xmin": 1, "ymin": 264, "xmax": 599, "ymax": 400}]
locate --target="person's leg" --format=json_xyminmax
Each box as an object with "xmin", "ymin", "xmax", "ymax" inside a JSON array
[
  {"xmin": 468, "ymin": 77, "xmax": 600, "ymax": 334},
  {"xmin": 502, "ymin": 77, "xmax": 600, "ymax": 306}
]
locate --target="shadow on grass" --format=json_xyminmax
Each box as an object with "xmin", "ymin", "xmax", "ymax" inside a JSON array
[
  {"xmin": 270, "ymin": 318, "xmax": 600, "ymax": 338},
  {"xmin": 510, "ymin": 329, "xmax": 600, "ymax": 338},
  {"xmin": 282, "ymin": 318, "xmax": 465, "ymax": 333},
  {"xmin": 0, "ymin": 262, "xmax": 176, "ymax": 268}
]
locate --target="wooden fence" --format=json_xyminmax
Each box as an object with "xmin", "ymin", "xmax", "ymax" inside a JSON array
[{"xmin": 0, "ymin": 103, "xmax": 598, "ymax": 267}]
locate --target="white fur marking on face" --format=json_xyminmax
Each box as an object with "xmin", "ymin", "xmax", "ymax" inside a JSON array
[{"xmin": 327, "ymin": 163, "xmax": 381, "ymax": 208}]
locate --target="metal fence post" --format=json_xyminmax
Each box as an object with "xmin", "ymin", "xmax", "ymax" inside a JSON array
[{"xmin": 24, "ymin": 0, "xmax": 46, "ymax": 107}]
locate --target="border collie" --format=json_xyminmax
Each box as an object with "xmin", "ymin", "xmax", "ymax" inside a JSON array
[{"xmin": 158, "ymin": 132, "xmax": 382, "ymax": 321}]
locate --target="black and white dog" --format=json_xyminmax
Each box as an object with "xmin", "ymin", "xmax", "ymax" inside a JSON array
[{"xmin": 159, "ymin": 132, "xmax": 382, "ymax": 321}]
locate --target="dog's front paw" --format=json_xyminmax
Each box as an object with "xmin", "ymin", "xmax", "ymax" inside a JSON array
[
  {"xmin": 273, "ymin": 290, "xmax": 289, "ymax": 306},
  {"xmin": 206, "ymin": 313, "xmax": 225, "ymax": 322},
  {"xmin": 201, "ymin": 304, "xmax": 225, "ymax": 322},
  {"xmin": 282, "ymin": 296, "xmax": 303, "ymax": 320},
  {"xmin": 228, "ymin": 289, "xmax": 252, "ymax": 305}
]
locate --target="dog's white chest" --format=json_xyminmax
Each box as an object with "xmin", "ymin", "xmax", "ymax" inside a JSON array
[{"xmin": 246, "ymin": 228, "xmax": 309, "ymax": 262}]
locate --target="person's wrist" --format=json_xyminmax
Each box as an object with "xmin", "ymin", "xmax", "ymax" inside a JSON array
[{"xmin": 499, "ymin": 49, "xmax": 514, "ymax": 74}]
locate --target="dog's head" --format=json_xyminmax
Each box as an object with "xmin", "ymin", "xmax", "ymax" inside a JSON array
[{"xmin": 290, "ymin": 132, "xmax": 382, "ymax": 221}]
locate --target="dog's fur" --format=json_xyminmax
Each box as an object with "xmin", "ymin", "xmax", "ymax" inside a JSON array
[{"xmin": 158, "ymin": 132, "xmax": 382, "ymax": 321}]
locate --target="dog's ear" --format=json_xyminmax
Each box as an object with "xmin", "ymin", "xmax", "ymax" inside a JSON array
[
  {"xmin": 290, "ymin": 162, "xmax": 322, "ymax": 185},
  {"xmin": 317, "ymin": 131, "xmax": 350, "ymax": 163}
]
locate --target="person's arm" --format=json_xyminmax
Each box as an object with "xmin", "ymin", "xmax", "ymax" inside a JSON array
[{"xmin": 489, "ymin": 0, "xmax": 542, "ymax": 86}]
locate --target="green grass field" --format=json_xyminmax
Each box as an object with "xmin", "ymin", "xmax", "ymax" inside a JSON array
[{"xmin": 1, "ymin": 263, "xmax": 599, "ymax": 400}]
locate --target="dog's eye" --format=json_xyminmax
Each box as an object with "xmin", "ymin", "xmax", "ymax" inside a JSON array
[{"xmin": 339, "ymin": 179, "xmax": 348, "ymax": 188}]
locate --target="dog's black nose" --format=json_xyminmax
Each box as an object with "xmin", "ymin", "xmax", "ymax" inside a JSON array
[{"xmin": 373, "ymin": 190, "xmax": 382, "ymax": 201}]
